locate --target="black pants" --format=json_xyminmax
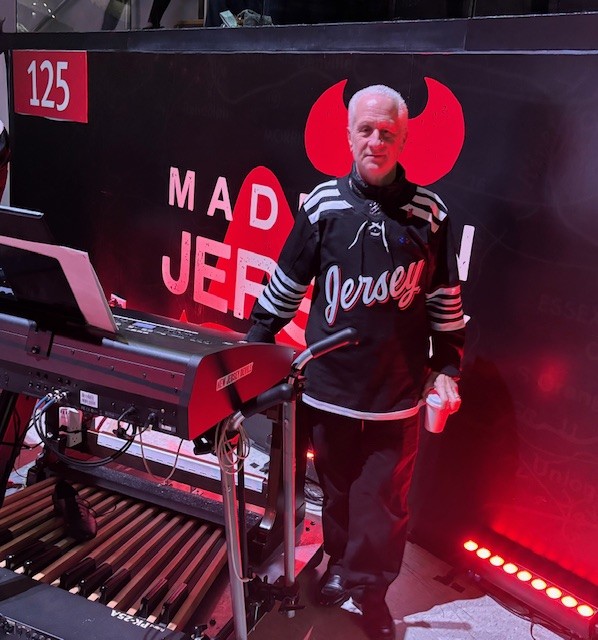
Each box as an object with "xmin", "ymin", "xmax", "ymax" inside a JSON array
[{"xmin": 306, "ymin": 403, "xmax": 420, "ymax": 589}]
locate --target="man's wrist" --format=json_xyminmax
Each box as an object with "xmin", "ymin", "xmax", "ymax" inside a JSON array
[{"xmin": 245, "ymin": 324, "xmax": 275, "ymax": 343}]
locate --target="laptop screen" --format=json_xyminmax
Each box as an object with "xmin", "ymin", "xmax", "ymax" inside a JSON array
[
  {"xmin": 0, "ymin": 206, "xmax": 117, "ymax": 338},
  {"xmin": 0, "ymin": 205, "xmax": 56, "ymax": 244}
]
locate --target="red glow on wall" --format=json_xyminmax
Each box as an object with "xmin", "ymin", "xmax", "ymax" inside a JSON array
[
  {"xmin": 304, "ymin": 80, "xmax": 352, "ymax": 178},
  {"xmin": 536, "ymin": 360, "xmax": 568, "ymax": 394}
]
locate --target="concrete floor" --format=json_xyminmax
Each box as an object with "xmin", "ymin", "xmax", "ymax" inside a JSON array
[{"xmin": 246, "ymin": 514, "xmax": 567, "ymax": 640}]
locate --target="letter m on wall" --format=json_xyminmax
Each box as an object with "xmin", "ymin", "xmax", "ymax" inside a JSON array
[{"xmin": 169, "ymin": 167, "xmax": 195, "ymax": 211}]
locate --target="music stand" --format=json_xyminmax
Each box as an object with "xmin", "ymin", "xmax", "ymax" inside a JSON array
[
  {"xmin": 0, "ymin": 207, "xmax": 117, "ymax": 339},
  {"xmin": 0, "ymin": 205, "xmax": 56, "ymax": 244}
]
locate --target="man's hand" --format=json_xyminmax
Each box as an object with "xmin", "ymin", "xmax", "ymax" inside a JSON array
[{"xmin": 423, "ymin": 372, "xmax": 461, "ymax": 414}]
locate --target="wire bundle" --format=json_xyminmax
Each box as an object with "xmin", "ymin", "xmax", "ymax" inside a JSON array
[
  {"xmin": 214, "ymin": 417, "xmax": 251, "ymax": 477},
  {"xmin": 31, "ymin": 392, "xmax": 137, "ymax": 468}
]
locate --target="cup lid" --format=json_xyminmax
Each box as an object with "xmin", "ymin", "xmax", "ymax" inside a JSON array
[{"xmin": 426, "ymin": 391, "xmax": 444, "ymax": 408}]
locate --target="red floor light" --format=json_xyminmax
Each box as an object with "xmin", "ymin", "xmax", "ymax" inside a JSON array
[
  {"xmin": 517, "ymin": 570, "xmax": 532, "ymax": 582},
  {"xmin": 464, "ymin": 540, "xmax": 479, "ymax": 551},
  {"xmin": 562, "ymin": 596, "xmax": 578, "ymax": 608},
  {"xmin": 463, "ymin": 538, "xmax": 598, "ymax": 639}
]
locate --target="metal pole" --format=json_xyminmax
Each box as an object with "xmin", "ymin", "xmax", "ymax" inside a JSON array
[
  {"xmin": 220, "ymin": 458, "xmax": 248, "ymax": 640},
  {"xmin": 0, "ymin": 391, "xmax": 20, "ymax": 509},
  {"xmin": 282, "ymin": 398, "xmax": 296, "ymax": 597}
]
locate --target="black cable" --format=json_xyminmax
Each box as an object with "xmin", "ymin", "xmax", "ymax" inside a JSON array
[
  {"xmin": 32, "ymin": 396, "xmax": 138, "ymax": 469},
  {"xmin": 237, "ymin": 438, "xmax": 249, "ymax": 598}
]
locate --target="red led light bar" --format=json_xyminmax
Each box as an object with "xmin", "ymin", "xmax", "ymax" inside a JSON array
[{"xmin": 463, "ymin": 539, "xmax": 598, "ymax": 639}]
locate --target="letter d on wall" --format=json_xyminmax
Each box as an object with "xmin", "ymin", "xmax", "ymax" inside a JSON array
[{"xmin": 250, "ymin": 184, "xmax": 278, "ymax": 230}]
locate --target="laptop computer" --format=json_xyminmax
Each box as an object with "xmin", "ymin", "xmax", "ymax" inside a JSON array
[
  {"xmin": 0, "ymin": 205, "xmax": 56, "ymax": 244},
  {"xmin": 0, "ymin": 206, "xmax": 118, "ymax": 339}
]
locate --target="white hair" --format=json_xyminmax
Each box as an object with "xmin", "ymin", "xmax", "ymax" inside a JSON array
[{"xmin": 347, "ymin": 84, "xmax": 408, "ymax": 129}]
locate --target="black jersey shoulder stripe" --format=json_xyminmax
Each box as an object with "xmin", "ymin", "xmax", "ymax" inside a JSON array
[
  {"xmin": 413, "ymin": 193, "xmax": 447, "ymax": 223},
  {"xmin": 261, "ymin": 289, "xmax": 301, "ymax": 318},
  {"xmin": 259, "ymin": 285, "xmax": 302, "ymax": 318},
  {"xmin": 307, "ymin": 199, "xmax": 352, "ymax": 224},
  {"xmin": 416, "ymin": 186, "xmax": 448, "ymax": 213},
  {"xmin": 258, "ymin": 293, "xmax": 298, "ymax": 319},
  {"xmin": 302, "ymin": 179, "xmax": 339, "ymax": 211},
  {"xmin": 425, "ymin": 285, "xmax": 465, "ymax": 331},
  {"xmin": 303, "ymin": 180, "xmax": 352, "ymax": 224},
  {"xmin": 427, "ymin": 308, "xmax": 464, "ymax": 321},
  {"xmin": 407, "ymin": 204, "xmax": 441, "ymax": 232},
  {"xmin": 399, "ymin": 188, "xmax": 447, "ymax": 233},
  {"xmin": 256, "ymin": 266, "xmax": 308, "ymax": 319},
  {"xmin": 426, "ymin": 301, "xmax": 463, "ymax": 314},
  {"xmin": 430, "ymin": 318, "xmax": 466, "ymax": 332},
  {"xmin": 271, "ymin": 266, "xmax": 310, "ymax": 294},
  {"xmin": 268, "ymin": 275, "xmax": 305, "ymax": 302}
]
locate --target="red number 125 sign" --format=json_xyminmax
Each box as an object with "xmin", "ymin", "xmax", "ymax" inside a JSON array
[{"xmin": 13, "ymin": 50, "xmax": 88, "ymax": 123}]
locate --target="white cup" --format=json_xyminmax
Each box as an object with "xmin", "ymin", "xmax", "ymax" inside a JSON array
[{"xmin": 424, "ymin": 391, "xmax": 451, "ymax": 434}]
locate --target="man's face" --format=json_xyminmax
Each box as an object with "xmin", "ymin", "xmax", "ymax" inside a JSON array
[{"xmin": 347, "ymin": 93, "xmax": 405, "ymax": 186}]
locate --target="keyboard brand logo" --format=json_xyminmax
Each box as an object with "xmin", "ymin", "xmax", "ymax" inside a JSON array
[
  {"xmin": 110, "ymin": 610, "xmax": 169, "ymax": 632},
  {"xmin": 217, "ymin": 362, "xmax": 254, "ymax": 391}
]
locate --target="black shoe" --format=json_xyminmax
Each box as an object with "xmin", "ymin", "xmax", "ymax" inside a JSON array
[
  {"xmin": 52, "ymin": 480, "xmax": 97, "ymax": 542},
  {"xmin": 357, "ymin": 588, "xmax": 395, "ymax": 640},
  {"xmin": 318, "ymin": 572, "xmax": 349, "ymax": 606}
]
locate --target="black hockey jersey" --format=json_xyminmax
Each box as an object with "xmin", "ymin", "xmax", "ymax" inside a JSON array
[{"xmin": 247, "ymin": 164, "xmax": 465, "ymax": 420}]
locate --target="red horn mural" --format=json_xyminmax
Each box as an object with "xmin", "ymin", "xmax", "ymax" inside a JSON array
[{"xmin": 304, "ymin": 77, "xmax": 465, "ymax": 185}]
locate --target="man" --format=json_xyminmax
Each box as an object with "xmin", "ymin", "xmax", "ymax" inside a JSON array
[{"xmin": 246, "ymin": 85, "xmax": 464, "ymax": 640}]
